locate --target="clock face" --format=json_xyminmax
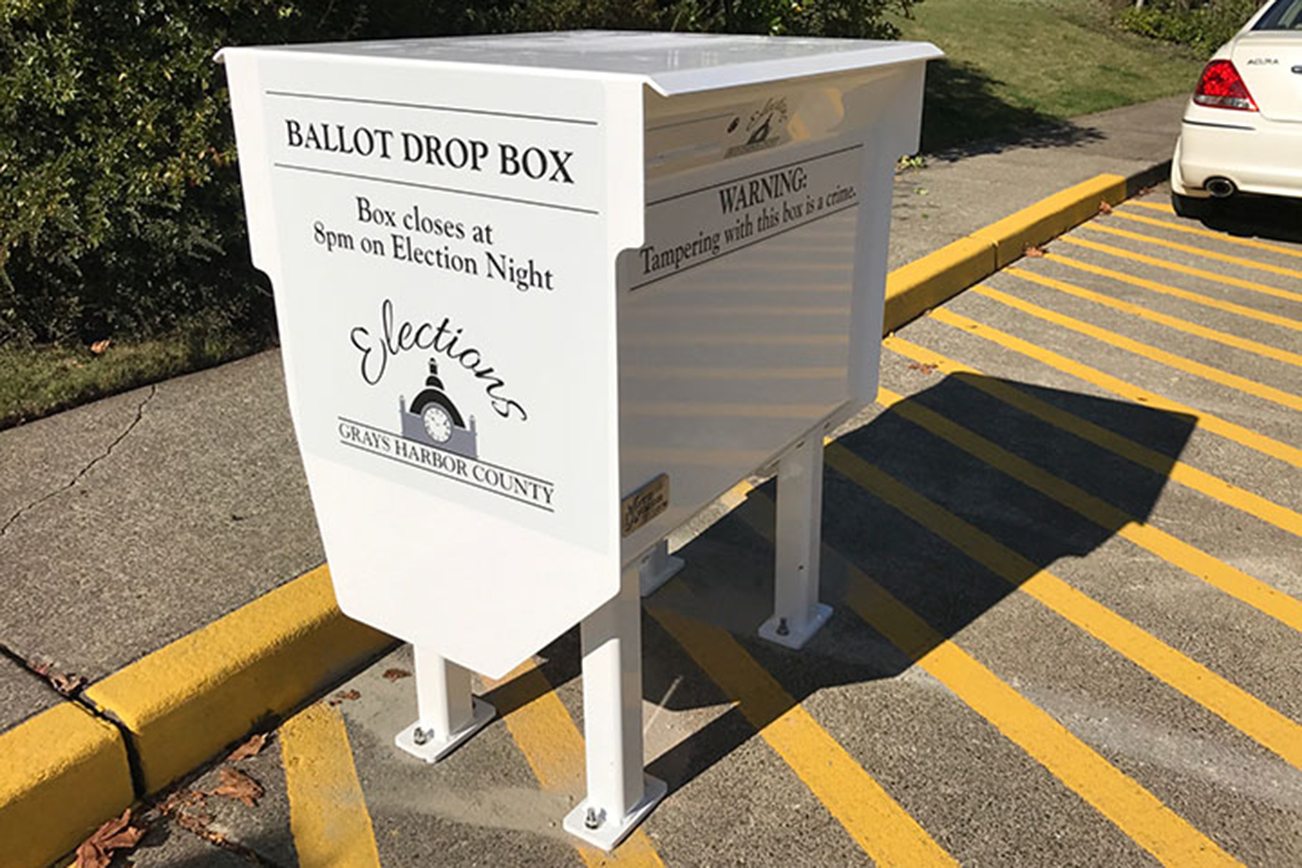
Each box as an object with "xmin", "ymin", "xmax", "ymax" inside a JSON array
[{"xmin": 422, "ymin": 404, "xmax": 454, "ymax": 443}]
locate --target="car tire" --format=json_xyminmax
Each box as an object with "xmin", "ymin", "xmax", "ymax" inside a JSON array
[{"xmin": 1172, "ymin": 191, "xmax": 1215, "ymax": 220}]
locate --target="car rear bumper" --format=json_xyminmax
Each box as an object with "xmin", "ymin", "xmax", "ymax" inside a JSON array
[{"xmin": 1173, "ymin": 107, "xmax": 1302, "ymax": 200}]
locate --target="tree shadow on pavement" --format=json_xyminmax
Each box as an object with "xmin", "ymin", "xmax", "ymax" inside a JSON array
[{"xmin": 919, "ymin": 59, "xmax": 1104, "ymax": 158}]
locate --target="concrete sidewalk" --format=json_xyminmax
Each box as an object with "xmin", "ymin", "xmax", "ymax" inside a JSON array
[{"xmin": 0, "ymin": 93, "xmax": 1185, "ymax": 856}]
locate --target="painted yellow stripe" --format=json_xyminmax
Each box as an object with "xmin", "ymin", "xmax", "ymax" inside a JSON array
[
  {"xmin": 883, "ymin": 337, "xmax": 1302, "ymax": 538},
  {"xmin": 1113, "ymin": 209, "xmax": 1302, "ymax": 261},
  {"xmin": 734, "ymin": 497, "xmax": 1240, "ymax": 868},
  {"xmin": 485, "ymin": 660, "xmax": 664, "ymax": 868},
  {"xmin": 1047, "ymin": 251, "xmax": 1302, "ymax": 333},
  {"xmin": 971, "ymin": 284, "xmax": 1302, "ymax": 412},
  {"xmin": 876, "ymin": 386, "xmax": 1302, "ymax": 632},
  {"xmin": 1080, "ymin": 221, "xmax": 1302, "ymax": 285},
  {"xmin": 826, "ymin": 445, "xmax": 1302, "ymax": 770},
  {"xmin": 650, "ymin": 608, "xmax": 957, "ymax": 867},
  {"xmin": 1007, "ymin": 267, "xmax": 1302, "ymax": 368},
  {"xmin": 929, "ymin": 307, "xmax": 1302, "ymax": 468},
  {"xmin": 1128, "ymin": 200, "xmax": 1177, "ymax": 215},
  {"xmin": 1060, "ymin": 235, "xmax": 1302, "ymax": 306},
  {"xmin": 281, "ymin": 703, "xmax": 383, "ymax": 868}
]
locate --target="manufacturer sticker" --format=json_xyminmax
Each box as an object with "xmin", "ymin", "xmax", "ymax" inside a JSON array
[{"xmin": 622, "ymin": 474, "xmax": 670, "ymax": 537}]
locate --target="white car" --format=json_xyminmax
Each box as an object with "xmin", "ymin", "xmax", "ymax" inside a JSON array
[{"xmin": 1171, "ymin": 0, "xmax": 1302, "ymax": 216}]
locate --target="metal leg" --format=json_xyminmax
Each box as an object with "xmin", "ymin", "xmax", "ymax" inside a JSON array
[
  {"xmin": 563, "ymin": 563, "xmax": 667, "ymax": 851},
  {"xmin": 638, "ymin": 539, "xmax": 685, "ymax": 597},
  {"xmin": 394, "ymin": 646, "xmax": 495, "ymax": 763},
  {"xmin": 759, "ymin": 437, "xmax": 832, "ymax": 649}
]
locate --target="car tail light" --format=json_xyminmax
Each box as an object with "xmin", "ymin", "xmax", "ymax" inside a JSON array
[{"xmin": 1193, "ymin": 60, "xmax": 1258, "ymax": 111}]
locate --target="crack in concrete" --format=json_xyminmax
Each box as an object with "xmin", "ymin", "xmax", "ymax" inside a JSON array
[{"xmin": 0, "ymin": 383, "xmax": 157, "ymax": 538}]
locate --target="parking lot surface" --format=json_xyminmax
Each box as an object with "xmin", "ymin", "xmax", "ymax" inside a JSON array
[{"xmin": 131, "ymin": 187, "xmax": 1301, "ymax": 867}]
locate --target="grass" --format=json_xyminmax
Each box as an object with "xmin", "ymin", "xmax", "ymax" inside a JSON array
[
  {"xmin": 0, "ymin": 327, "xmax": 267, "ymax": 429},
  {"xmin": 892, "ymin": 0, "xmax": 1206, "ymax": 151}
]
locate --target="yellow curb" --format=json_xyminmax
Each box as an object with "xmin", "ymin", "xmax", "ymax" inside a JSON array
[
  {"xmin": 885, "ymin": 236, "xmax": 996, "ymax": 332},
  {"xmin": 970, "ymin": 174, "xmax": 1127, "ymax": 269},
  {"xmin": 84, "ymin": 565, "xmax": 395, "ymax": 794},
  {"xmin": 0, "ymin": 703, "xmax": 134, "ymax": 868},
  {"xmin": 883, "ymin": 172, "xmax": 1132, "ymax": 334}
]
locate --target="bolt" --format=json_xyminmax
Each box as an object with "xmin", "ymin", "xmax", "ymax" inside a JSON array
[
  {"xmin": 412, "ymin": 726, "xmax": 429, "ymax": 746},
  {"xmin": 776, "ymin": 617, "xmax": 790, "ymax": 636},
  {"xmin": 584, "ymin": 807, "xmax": 605, "ymax": 830}
]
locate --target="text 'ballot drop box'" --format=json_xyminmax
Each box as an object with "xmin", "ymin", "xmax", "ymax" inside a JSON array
[{"xmin": 221, "ymin": 31, "xmax": 939, "ymax": 850}]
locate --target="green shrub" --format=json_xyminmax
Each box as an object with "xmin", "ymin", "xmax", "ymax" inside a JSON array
[
  {"xmin": 1117, "ymin": 0, "xmax": 1263, "ymax": 56},
  {"xmin": 1, "ymin": 0, "xmax": 919, "ymax": 350}
]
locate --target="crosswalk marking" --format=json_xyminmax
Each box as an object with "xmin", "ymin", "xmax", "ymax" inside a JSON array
[
  {"xmin": 884, "ymin": 337, "xmax": 1302, "ymax": 536},
  {"xmin": 929, "ymin": 307, "xmax": 1302, "ymax": 468},
  {"xmin": 1113, "ymin": 209, "xmax": 1302, "ymax": 260},
  {"xmin": 281, "ymin": 704, "xmax": 383, "ymax": 868},
  {"xmin": 1128, "ymin": 200, "xmax": 1178, "ymax": 216},
  {"xmin": 1059, "ymin": 235, "xmax": 1302, "ymax": 305},
  {"xmin": 971, "ymin": 284, "xmax": 1302, "ymax": 412},
  {"xmin": 1007, "ymin": 266, "xmax": 1302, "ymax": 367},
  {"xmin": 1047, "ymin": 251, "xmax": 1302, "ymax": 332},
  {"xmin": 1080, "ymin": 221, "xmax": 1302, "ymax": 285},
  {"xmin": 651, "ymin": 606, "xmax": 958, "ymax": 867},
  {"xmin": 735, "ymin": 497, "xmax": 1242, "ymax": 868},
  {"xmin": 875, "ymin": 386, "xmax": 1302, "ymax": 632},
  {"xmin": 826, "ymin": 445, "xmax": 1302, "ymax": 770}
]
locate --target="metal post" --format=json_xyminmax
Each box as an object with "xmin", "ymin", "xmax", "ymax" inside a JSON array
[
  {"xmin": 759, "ymin": 437, "xmax": 832, "ymax": 649},
  {"xmin": 638, "ymin": 538, "xmax": 685, "ymax": 597},
  {"xmin": 395, "ymin": 646, "xmax": 495, "ymax": 763},
  {"xmin": 563, "ymin": 563, "xmax": 667, "ymax": 851}
]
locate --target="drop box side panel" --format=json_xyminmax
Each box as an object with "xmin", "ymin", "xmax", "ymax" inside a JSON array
[
  {"xmin": 617, "ymin": 67, "xmax": 910, "ymax": 560},
  {"xmin": 224, "ymin": 51, "xmax": 641, "ymax": 678}
]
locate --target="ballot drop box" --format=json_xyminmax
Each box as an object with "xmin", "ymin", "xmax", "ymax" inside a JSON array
[{"xmin": 221, "ymin": 30, "xmax": 938, "ymax": 849}]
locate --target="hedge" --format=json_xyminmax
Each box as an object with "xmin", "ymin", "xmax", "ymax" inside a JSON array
[
  {"xmin": 1116, "ymin": 0, "xmax": 1263, "ymax": 56},
  {"xmin": 1, "ymin": 0, "xmax": 918, "ymax": 348}
]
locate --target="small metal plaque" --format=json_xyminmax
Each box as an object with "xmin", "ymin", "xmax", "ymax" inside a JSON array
[{"xmin": 622, "ymin": 474, "xmax": 669, "ymax": 538}]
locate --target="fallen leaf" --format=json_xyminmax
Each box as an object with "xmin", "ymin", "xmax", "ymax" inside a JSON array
[
  {"xmin": 174, "ymin": 808, "xmax": 214, "ymax": 835},
  {"xmin": 907, "ymin": 362, "xmax": 938, "ymax": 375},
  {"xmin": 1024, "ymin": 244, "xmax": 1047, "ymax": 258},
  {"xmin": 226, "ymin": 732, "xmax": 268, "ymax": 762},
  {"xmin": 382, "ymin": 668, "xmax": 412, "ymax": 681},
  {"xmin": 74, "ymin": 809, "xmax": 145, "ymax": 868},
  {"xmin": 1098, "ymin": 200, "xmax": 1114, "ymax": 215},
  {"xmin": 89, "ymin": 339, "xmax": 112, "ymax": 355},
  {"xmin": 210, "ymin": 766, "xmax": 264, "ymax": 808},
  {"xmin": 50, "ymin": 670, "xmax": 86, "ymax": 695},
  {"xmin": 328, "ymin": 688, "xmax": 362, "ymax": 705},
  {"xmin": 27, "ymin": 658, "xmax": 84, "ymax": 695},
  {"xmin": 158, "ymin": 789, "xmax": 206, "ymax": 817}
]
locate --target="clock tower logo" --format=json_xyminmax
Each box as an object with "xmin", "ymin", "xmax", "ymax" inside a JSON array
[{"xmin": 399, "ymin": 358, "xmax": 478, "ymax": 459}]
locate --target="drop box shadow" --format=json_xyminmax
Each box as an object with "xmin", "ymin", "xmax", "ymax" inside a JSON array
[{"xmin": 484, "ymin": 372, "xmax": 1196, "ymax": 798}]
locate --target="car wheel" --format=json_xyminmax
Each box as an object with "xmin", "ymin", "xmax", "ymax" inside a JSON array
[
  {"xmin": 1172, "ymin": 191, "xmax": 1215, "ymax": 219},
  {"xmin": 421, "ymin": 403, "xmax": 454, "ymax": 443}
]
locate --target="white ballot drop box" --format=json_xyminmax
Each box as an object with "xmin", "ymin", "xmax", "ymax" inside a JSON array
[{"xmin": 221, "ymin": 30, "xmax": 938, "ymax": 850}]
